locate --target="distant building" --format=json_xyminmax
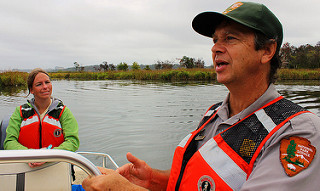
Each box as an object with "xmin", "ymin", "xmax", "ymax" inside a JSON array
[{"xmin": 55, "ymin": 66, "xmax": 65, "ymax": 70}]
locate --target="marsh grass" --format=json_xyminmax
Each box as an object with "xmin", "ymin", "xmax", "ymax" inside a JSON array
[
  {"xmin": 1, "ymin": 69, "xmax": 319, "ymax": 87},
  {"xmin": 278, "ymin": 69, "xmax": 320, "ymax": 80},
  {"xmin": 49, "ymin": 68, "xmax": 217, "ymax": 81},
  {"xmin": 50, "ymin": 68, "xmax": 319, "ymax": 81},
  {"xmin": 0, "ymin": 71, "xmax": 28, "ymax": 87}
]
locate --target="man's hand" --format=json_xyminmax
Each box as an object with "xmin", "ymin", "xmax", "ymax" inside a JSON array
[
  {"xmin": 82, "ymin": 168, "xmax": 147, "ymax": 191},
  {"xmin": 116, "ymin": 152, "xmax": 153, "ymax": 188},
  {"xmin": 28, "ymin": 162, "xmax": 45, "ymax": 168}
]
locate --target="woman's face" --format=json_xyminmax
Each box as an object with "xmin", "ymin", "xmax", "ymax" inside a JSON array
[{"xmin": 30, "ymin": 72, "xmax": 52, "ymax": 101}]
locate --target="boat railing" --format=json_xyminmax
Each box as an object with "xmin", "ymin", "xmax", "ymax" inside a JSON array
[
  {"xmin": 0, "ymin": 149, "xmax": 102, "ymax": 176},
  {"xmin": 76, "ymin": 151, "xmax": 119, "ymax": 169}
]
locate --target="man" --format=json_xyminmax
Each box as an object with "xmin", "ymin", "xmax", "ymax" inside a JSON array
[{"xmin": 83, "ymin": 2, "xmax": 320, "ymax": 190}]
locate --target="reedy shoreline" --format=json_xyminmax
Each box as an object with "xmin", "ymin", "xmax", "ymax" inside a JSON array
[{"xmin": 1, "ymin": 69, "xmax": 319, "ymax": 87}]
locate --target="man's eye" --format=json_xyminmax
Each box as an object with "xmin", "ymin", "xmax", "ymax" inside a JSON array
[
  {"xmin": 213, "ymin": 38, "xmax": 218, "ymax": 44},
  {"xmin": 226, "ymin": 36, "xmax": 236, "ymax": 40}
]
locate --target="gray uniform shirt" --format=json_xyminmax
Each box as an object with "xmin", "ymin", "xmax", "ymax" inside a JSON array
[{"xmin": 197, "ymin": 84, "xmax": 320, "ymax": 190}]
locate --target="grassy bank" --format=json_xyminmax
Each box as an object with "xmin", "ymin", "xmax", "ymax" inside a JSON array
[
  {"xmin": 50, "ymin": 68, "xmax": 216, "ymax": 81},
  {"xmin": 277, "ymin": 69, "xmax": 320, "ymax": 80},
  {"xmin": 0, "ymin": 71, "xmax": 28, "ymax": 87},
  {"xmin": 1, "ymin": 69, "xmax": 320, "ymax": 87}
]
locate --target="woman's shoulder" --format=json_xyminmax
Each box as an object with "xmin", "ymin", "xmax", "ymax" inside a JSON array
[
  {"xmin": 19, "ymin": 101, "xmax": 32, "ymax": 108},
  {"xmin": 52, "ymin": 97, "xmax": 64, "ymax": 105}
]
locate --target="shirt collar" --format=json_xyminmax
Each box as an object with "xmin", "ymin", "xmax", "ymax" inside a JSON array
[{"xmin": 216, "ymin": 84, "xmax": 281, "ymax": 124}]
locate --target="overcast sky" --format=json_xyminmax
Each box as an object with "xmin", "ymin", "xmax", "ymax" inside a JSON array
[{"xmin": 0, "ymin": 0, "xmax": 319, "ymax": 70}]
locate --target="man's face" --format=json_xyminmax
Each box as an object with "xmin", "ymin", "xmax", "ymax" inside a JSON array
[{"xmin": 211, "ymin": 20, "xmax": 265, "ymax": 87}]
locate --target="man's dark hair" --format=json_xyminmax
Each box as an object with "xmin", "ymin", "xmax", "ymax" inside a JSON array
[{"xmin": 254, "ymin": 31, "xmax": 281, "ymax": 83}]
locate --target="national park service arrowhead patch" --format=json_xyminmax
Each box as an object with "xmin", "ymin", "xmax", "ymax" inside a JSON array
[{"xmin": 280, "ymin": 136, "xmax": 316, "ymax": 177}]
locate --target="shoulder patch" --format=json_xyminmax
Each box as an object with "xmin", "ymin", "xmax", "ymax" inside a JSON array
[{"xmin": 280, "ymin": 136, "xmax": 316, "ymax": 176}]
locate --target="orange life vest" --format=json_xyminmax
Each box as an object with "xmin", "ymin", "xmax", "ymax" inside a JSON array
[
  {"xmin": 18, "ymin": 102, "xmax": 65, "ymax": 149},
  {"xmin": 167, "ymin": 96, "xmax": 309, "ymax": 191}
]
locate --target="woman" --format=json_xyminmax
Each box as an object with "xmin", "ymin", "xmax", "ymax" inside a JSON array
[{"xmin": 4, "ymin": 68, "xmax": 80, "ymax": 168}]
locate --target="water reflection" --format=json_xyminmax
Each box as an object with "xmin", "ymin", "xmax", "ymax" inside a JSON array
[
  {"xmin": 1, "ymin": 80, "xmax": 319, "ymax": 115},
  {"xmin": 0, "ymin": 85, "xmax": 27, "ymax": 96},
  {"xmin": 276, "ymin": 80, "xmax": 320, "ymax": 86},
  {"xmin": 0, "ymin": 80, "xmax": 319, "ymax": 169},
  {"xmin": 279, "ymin": 89, "xmax": 320, "ymax": 111}
]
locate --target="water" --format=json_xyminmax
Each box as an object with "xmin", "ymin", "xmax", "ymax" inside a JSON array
[{"xmin": 0, "ymin": 80, "xmax": 319, "ymax": 169}]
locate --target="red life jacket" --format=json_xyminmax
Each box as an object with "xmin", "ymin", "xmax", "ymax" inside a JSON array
[
  {"xmin": 18, "ymin": 102, "xmax": 65, "ymax": 149},
  {"xmin": 167, "ymin": 96, "xmax": 310, "ymax": 191}
]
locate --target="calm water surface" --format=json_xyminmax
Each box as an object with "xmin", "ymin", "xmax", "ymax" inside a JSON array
[{"xmin": 0, "ymin": 80, "xmax": 319, "ymax": 169}]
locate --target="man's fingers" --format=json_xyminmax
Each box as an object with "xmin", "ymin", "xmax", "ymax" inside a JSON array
[
  {"xmin": 97, "ymin": 167, "xmax": 115, "ymax": 175},
  {"xmin": 28, "ymin": 162, "xmax": 45, "ymax": 168},
  {"xmin": 82, "ymin": 176, "xmax": 95, "ymax": 191},
  {"xmin": 126, "ymin": 152, "xmax": 142, "ymax": 166}
]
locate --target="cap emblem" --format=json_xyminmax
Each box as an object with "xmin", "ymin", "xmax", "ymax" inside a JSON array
[{"xmin": 223, "ymin": 2, "xmax": 243, "ymax": 14}]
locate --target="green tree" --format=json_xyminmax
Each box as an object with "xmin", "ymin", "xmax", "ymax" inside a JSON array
[
  {"xmin": 144, "ymin": 65, "xmax": 151, "ymax": 70},
  {"xmin": 109, "ymin": 64, "xmax": 116, "ymax": 71},
  {"xmin": 309, "ymin": 42, "xmax": 320, "ymax": 68},
  {"xmin": 131, "ymin": 62, "xmax": 140, "ymax": 70},
  {"xmin": 180, "ymin": 56, "xmax": 195, "ymax": 69},
  {"xmin": 117, "ymin": 62, "xmax": 128, "ymax": 71},
  {"xmin": 280, "ymin": 42, "xmax": 320, "ymax": 69}
]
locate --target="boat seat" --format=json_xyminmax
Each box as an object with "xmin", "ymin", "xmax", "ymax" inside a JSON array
[
  {"xmin": 0, "ymin": 115, "xmax": 10, "ymax": 150},
  {"xmin": 0, "ymin": 116, "xmax": 73, "ymax": 190},
  {"xmin": 0, "ymin": 162, "xmax": 72, "ymax": 191}
]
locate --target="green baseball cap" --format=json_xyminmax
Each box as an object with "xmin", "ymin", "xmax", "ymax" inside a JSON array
[{"xmin": 192, "ymin": 2, "xmax": 283, "ymax": 51}]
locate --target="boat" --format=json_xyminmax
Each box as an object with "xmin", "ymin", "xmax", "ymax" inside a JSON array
[{"xmin": 0, "ymin": 117, "xmax": 119, "ymax": 191}]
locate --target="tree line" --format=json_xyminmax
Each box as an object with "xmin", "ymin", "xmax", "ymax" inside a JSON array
[
  {"xmin": 73, "ymin": 56, "xmax": 206, "ymax": 72},
  {"xmin": 73, "ymin": 42, "xmax": 320, "ymax": 72},
  {"xmin": 280, "ymin": 42, "xmax": 320, "ymax": 69}
]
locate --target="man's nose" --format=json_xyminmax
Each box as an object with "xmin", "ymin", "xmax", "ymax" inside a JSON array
[{"xmin": 211, "ymin": 41, "xmax": 225, "ymax": 54}]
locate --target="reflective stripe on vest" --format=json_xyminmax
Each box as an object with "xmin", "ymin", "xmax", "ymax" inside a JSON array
[
  {"xmin": 167, "ymin": 97, "xmax": 309, "ymax": 191},
  {"xmin": 199, "ymin": 137, "xmax": 247, "ymax": 190},
  {"xmin": 255, "ymin": 109, "xmax": 277, "ymax": 132},
  {"xmin": 20, "ymin": 115, "xmax": 38, "ymax": 127},
  {"xmin": 178, "ymin": 134, "xmax": 192, "ymax": 148},
  {"xmin": 43, "ymin": 115, "xmax": 62, "ymax": 129}
]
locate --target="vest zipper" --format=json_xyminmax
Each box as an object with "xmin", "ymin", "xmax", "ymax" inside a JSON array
[
  {"xmin": 39, "ymin": 109, "xmax": 49, "ymax": 148},
  {"xmin": 175, "ymin": 138, "xmax": 198, "ymax": 191},
  {"xmin": 39, "ymin": 111, "xmax": 46, "ymax": 148},
  {"xmin": 175, "ymin": 159, "xmax": 188, "ymax": 191},
  {"xmin": 39, "ymin": 119, "xmax": 42, "ymax": 148},
  {"xmin": 175, "ymin": 111, "xmax": 219, "ymax": 190}
]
